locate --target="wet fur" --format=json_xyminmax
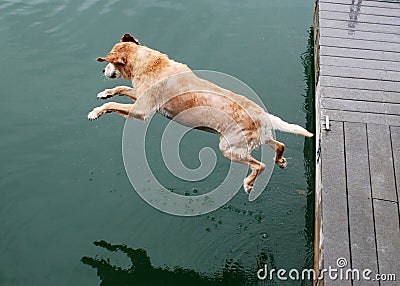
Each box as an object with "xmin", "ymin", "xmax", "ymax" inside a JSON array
[{"xmin": 88, "ymin": 34, "xmax": 313, "ymax": 194}]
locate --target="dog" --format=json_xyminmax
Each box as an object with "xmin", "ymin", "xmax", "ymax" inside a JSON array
[{"xmin": 88, "ymin": 34, "xmax": 313, "ymax": 194}]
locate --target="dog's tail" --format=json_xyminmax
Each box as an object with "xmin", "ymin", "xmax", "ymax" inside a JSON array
[{"xmin": 268, "ymin": 114, "xmax": 313, "ymax": 137}]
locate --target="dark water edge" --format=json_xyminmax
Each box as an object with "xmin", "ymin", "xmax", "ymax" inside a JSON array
[
  {"xmin": 80, "ymin": 28, "xmax": 316, "ymax": 286},
  {"xmin": 301, "ymin": 27, "xmax": 316, "ymax": 286}
]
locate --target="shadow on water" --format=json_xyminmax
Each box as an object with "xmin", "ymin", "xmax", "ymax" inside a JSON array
[
  {"xmin": 301, "ymin": 26, "xmax": 315, "ymax": 284},
  {"xmin": 81, "ymin": 240, "xmax": 275, "ymax": 286}
]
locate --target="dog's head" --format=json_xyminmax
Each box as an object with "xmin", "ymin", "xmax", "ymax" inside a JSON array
[{"xmin": 97, "ymin": 34, "xmax": 141, "ymax": 80}]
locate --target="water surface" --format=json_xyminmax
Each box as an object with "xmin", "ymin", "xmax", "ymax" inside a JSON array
[{"xmin": 0, "ymin": 1, "xmax": 314, "ymax": 285}]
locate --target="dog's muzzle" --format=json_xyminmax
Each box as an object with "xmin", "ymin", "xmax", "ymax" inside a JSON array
[
  {"xmin": 103, "ymin": 63, "xmax": 121, "ymax": 79},
  {"xmin": 103, "ymin": 69, "xmax": 117, "ymax": 78}
]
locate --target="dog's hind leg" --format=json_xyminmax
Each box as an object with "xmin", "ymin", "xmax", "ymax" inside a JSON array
[
  {"xmin": 243, "ymin": 156, "xmax": 266, "ymax": 193},
  {"xmin": 266, "ymin": 137, "xmax": 286, "ymax": 169},
  {"xmin": 219, "ymin": 137, "xmax": 265, "ymax": 194},
  {"xmin": 97, "ymin": 86, "xmax": 137, "ymax": 101}
]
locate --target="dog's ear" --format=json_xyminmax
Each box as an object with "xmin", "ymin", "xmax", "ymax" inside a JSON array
[
  {"xmin": 96, "ymin": 55, "xmax": 125, "ymax": 65},
  {"xmin": 120, "ymin": 33, "xmax": 140, "ymax": 45}
]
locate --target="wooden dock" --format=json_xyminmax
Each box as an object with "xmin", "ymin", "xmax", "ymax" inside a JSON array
[{"xmin": 313, "ymin": 0, "xmax": 400, "ymax": 285}]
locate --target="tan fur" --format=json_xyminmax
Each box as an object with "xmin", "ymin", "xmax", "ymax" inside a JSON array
[{"xmin": 89, "ymin": 34, "xmax": 313, "ymax": 194}]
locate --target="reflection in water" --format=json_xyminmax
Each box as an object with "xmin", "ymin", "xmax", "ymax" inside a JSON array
[
  {"xmin": 301, "ymin": 26, "xmax": 316, "ymax": 279},
  {"xmin": 82, "ymin": 240, "xmax": 264, "ymax": 285}
]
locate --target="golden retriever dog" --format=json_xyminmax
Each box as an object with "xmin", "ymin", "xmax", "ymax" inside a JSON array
[{"xmin": 88, "ymin": 34, "xmax": 313, "ymax": 194}]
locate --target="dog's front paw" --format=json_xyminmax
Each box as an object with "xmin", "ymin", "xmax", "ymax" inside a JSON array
[
  {"xmin": 97, "ymin": 89, "xmax": 114, "ymax": 100},
  {"xmin": 87, "ymin": 107, "xmax": 103, "ymax": 121}
]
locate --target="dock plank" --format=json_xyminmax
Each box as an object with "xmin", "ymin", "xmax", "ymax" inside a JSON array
[
  {"xmin": 320, "ymin": 46, "xmax": 400, "ymax": 63},
  {"xmin": 373, "ymin": 199, "xmax": 400, "ymax": 286},
  {"xmin": 321, "ymin": 98, "xmax": 400, "ymax": 115},
  {"xmin": 320, "ymin": 56, "xmax": 400, "ymax": 72},
  {"xmin": 390, "ymin": 126, "xmax": 400, "ymax": 211},
  {"xmin": 320, "ymin": 86, "xmax": 400, "ymax": 103},
  {"xmin": 319, "ymin": 75, "xmax": 400, "ymax": 93},
  {"xmin": 319, "ymin": 27, "xmax": 400, "ymax": 44},
  {"xmin": 320, "ymin": 2, "xmax": 400, "ymax": 17},
  {"xmin": 367, "ymin": 124, "xmax": 397, "ymax": 201},
  {"xmin": 320, "ymin": 10, "xmax": 400, "ymax": 26},
  {"xmin": 322, "ymin": 109, "xmax": 400, "ymax": 126},
  {"xmin": 321, "ymin": 121, "xmax": 352, "ymax": 286},
  {"xmin": 320, "ymin": 18, "xmax": 400, "ymax": 35},
  {"xmin": 344, "ymin": 122, "xmax": 379, "ymax": 285},
  {"xmin": 319, "ymin": 10, "xmax": 400, "ymax": 26},
  {"xmin": 320, "ymin": 65, "xmax": 400, "ymax": 82},
  {"xmin": 320, "ymin": 0, "xmax": 400, "ymax": 10},
  {"xmin": 320, "ymin": 37, "xmax": 400, "ymax": 53}
]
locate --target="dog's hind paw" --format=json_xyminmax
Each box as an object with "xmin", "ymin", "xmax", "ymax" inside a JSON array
[
  {"xmin": 97, "ymin": 89, "xmax": 114, "ymax": 100},
  {"xmin": 243, "ymin": 178, "xmax": 253, "ymax": 194},
  {"xmin": 275, "ymin": 157, "xmax": 287, "ymax": 169}
]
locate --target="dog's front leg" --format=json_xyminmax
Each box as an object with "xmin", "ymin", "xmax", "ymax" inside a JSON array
[
  {"xmin": 97, "ymin": 86, "xmax": 137, "ymax": 101},
  {"xmin": 87, "ymin": 102, "xmax": 151, "ymax": 121}
]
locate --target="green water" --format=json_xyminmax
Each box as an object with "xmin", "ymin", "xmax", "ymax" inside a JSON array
[{"xmin": 0, "ymin": 1, "xmax": 315, "ymax": 285}]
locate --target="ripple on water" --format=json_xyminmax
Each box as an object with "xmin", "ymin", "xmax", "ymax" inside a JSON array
[
  {"xmin": 99, "ymin": 0, "xmax": 120, "ymax": 15},
  {"xmin": 77, "ymin": 0, "xmax": 102, "ymax": 13},
  {"xmin": 0, "ymin": 2, "xmax": 14, "ymax": 11},
  {"xmin": 45, "ymin": 3, "xmax": 68, "ymax": 18}
]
